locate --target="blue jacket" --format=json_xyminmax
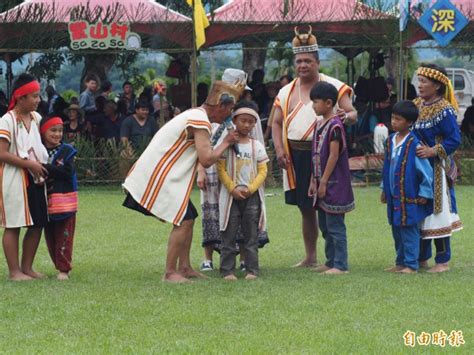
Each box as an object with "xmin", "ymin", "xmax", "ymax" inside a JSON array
[{"xmin": 382, "ymin": 132, "xmax": 433, "ymax": 226}]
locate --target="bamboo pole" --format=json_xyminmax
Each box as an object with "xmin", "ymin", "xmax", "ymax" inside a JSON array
[{"xmin": 191, "ymin": 0, "xmax": 197, "ymax": 108}]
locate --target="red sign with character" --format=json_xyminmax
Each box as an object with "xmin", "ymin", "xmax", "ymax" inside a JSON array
[{"xmin": 69, "ymin": 21, "xmax": 141, "ymax": 50}]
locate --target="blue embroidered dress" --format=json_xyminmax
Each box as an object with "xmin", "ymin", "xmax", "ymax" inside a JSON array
[{"xmin": 412, "ymin": 98, "xmax": 463, "ymax": 238}]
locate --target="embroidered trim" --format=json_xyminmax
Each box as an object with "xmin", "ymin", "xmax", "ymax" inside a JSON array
[
  {"xmin": 413, "ymin": 97, "xmax": 455, "ymax": 127},
  {"xmin": 434, "ymin": 143, "xmax": 447, "ymax": 160},
  {"xmin": 318, "ymin": 200, "xmax": 355, "ymax": 214},
  {"xmin": 399, "ymin": 136, "xmax": 414, "ymax": 226},
  {"xmin": 421, "ymin": 220, "xmax": 463, "ymax": 238}
]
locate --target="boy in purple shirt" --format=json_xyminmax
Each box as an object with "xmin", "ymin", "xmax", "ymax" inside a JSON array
[{"xmin": 308, "ymin": 82, "xmax": 355, "ymax": 275}]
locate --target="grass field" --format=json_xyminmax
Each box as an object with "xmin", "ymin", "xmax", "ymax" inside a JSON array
[{"xmin": 1, "ymin": 186, "xmax": 473, "ymax": 353}]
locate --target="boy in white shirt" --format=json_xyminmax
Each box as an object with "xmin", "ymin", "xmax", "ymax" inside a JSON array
[{"xmin": 217, "ymin": 101, "xmax": 269, "ymax": 280}]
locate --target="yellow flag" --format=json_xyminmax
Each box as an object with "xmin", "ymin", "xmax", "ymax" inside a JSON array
[{"xmin": 186, "ymin": 0, "xmax": 210, "ymax": 50}]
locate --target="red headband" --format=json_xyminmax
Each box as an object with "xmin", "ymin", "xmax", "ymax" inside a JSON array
[
  {"xmin": 40, "ymin": 117, "xmax": 63, "ymax": 135},
  {"xmin": 8, "ymin": 80, "xmax": 41, "ymax": 111}
]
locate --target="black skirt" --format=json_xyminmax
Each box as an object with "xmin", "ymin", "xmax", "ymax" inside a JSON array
[
  {"xmin": 284, "ymin": 149, "xmax": 314, "ymax": 209},
  {"xmin": 123, "ymin": 193, "xmax": 198, "ymax": 222}
]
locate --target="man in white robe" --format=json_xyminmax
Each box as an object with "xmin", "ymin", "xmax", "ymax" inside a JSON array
[
  {"xmin": 272, "ymin": 27, "xmax": 357, "ymax": 268},
  {"xmin": 123, "ymin": 80, "xmax": 245, "ymax": 283}
]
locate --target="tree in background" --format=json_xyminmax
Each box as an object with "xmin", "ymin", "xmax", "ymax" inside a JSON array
[{"xmin": 266, "ymin": 41, "xmax": 294, "ymax": 80}]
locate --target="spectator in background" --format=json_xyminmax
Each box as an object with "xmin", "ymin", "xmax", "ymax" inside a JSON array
[
  {"xmin": 262, "ymin": 82, "xmax": 282, "ymax": 142},
  {"xmin": 70, "ymin": 96, "xmax": 79, "ymax": 105},
  {"xmin": 461, "ymin": 98, "xmax": 474, "ymax": 142},
  {"xmin": 79, "ymin": 74, "xmax": 99, "ymax": 115},
  {"xmin": 249, "ymin": 69, "xmax": 265, "ymax": 90},
  {"xmin": 116, "ymin": 98, "xmax": 128, "ymax": 118},
  {"xmin": 119, "ymin": 81, "xmax": 136, "ymax": 115},
  {"xmin": 197, "ymin": 82, "xmax": 209, "ymax": 106},
  {"xmin": 63, "ymin": 104, "xmax": 84, "ymax": 143},
  {"xmin": 120, "ymin": 99, "xmax": 158, "ymax": 150},
  {"xmin": 140, "ymin": 86, "xmax": 155, "ymax": 114},
  {"xmin": 101, "ymin": 100, "xmax": 124, "ymax": 142},
  {"xmin": 86, "ymin": 96, "xmax": 106, "ymax": 141},
  {"xmin": 279, "ymin": 74, "xmax": 293, "ymax": 87},
  {"xmin": 0, "ymin": 90, "xmax": 8, "ymax": 116},
  {"xmin": 249, "ymin": 69, "xmax": 268, "ymax": 115},
  {"xmin": 100, "ymin": 80, "xmax": 113, "ymax": 100},
  {"xmin": 45, "ymin": 86, "xmax": 59, "ymax": 114}
]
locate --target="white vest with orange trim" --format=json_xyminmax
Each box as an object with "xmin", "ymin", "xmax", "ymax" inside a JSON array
[
  {"xmin": 0, "ymin": 111, "xmax": 45, "ymax": 228},
  {"xmin": 123, "ymin": 108, "xmax": 211, "ymax": 226},
  {"xmin": 274, "ymin": 75, "xmax": 352, "ymax": 191}
]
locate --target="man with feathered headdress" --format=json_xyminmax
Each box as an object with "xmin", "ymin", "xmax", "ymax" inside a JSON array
[
  {"xmin": 272, "ymin": 26, "xmax": 357, "ymax": 268},
  {"xmin": 123, "ymin": 78, "xmax": 245, "ymax": 283}
]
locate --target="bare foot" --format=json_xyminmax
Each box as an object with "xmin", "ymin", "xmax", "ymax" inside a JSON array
[
  {"xmin": 321, "ymin": 268, "xmax": 348, "ymax": 275},
  {"xmin": 223, "ymin": 274, "xmax": 238, "ymax": 281},
  {"xmin": 292, "ymin": 260, "xmax": 316, "ymax": 268},
  {"xmin": 396, "ymin": 267, "xmax": 417, "ymax": 274},
  {"xmin": 245, "ymin": 273, "xmax": 257, "ymax": 280},
  {"xmin": 419, "ymin": 261, "xmax": 429, "ymax": 269},
  {"xmin": 9, "ymin": 272, "xmax": 34, "ymax": 281},
  {"xmin": 162, "ymin": 272, "xmax": 192, "ymax": 284},
  {"xmin": 179, "ymin": 268, "xmax": 209, "ymax": 279},
  {"xmin": 384, "ymin": 265, "xmax": 404, "ymax": 272},
  {"xmin": 22, "ymin": 270, "xmax": 47, "ymax": 279},
  {"xmin": 312, "ymin": 265, "xmax": 330, "ymax": 273},
  {"xmin": 427, "ymin": 263, "xmax": 450, "ymax": 273},
  {"xmin": 57, "ymin": 272, "xmax": 70, "ymax": 280}
]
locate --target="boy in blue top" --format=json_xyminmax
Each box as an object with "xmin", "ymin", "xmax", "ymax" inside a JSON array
[{"xmin": 381, "ymin": 101, "xmax": 433, "ymax": 274}]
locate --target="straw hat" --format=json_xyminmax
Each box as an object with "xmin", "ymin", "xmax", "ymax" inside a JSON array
[{"xmin": 64, "ymin": 104, "xmax": 84, "ymax": 120}]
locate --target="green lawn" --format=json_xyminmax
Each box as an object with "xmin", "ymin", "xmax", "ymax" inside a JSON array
[{"xmin": 1, "ymin": 186, "xmax": 472, "ymax": 353}]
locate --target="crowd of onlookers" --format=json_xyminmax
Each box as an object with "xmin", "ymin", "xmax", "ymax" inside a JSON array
[{"xmin": 0, "ymin": 70, "xmax": 472, "ymax": 159}]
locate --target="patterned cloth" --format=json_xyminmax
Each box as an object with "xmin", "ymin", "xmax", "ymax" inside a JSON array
[{"xmin": 412, "ymin": 97, "xmax": 463, "ymax": 239}]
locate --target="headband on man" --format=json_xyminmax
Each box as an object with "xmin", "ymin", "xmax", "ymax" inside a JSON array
[
  {"xmin": 417, "ymin": 66, "xmax": 459, "ymax": 112},
  {"xmin": 40, "ymin": 116, "xmax": 63, "ymax": 135},
  {"xmin": 8, "ymin": 80, "xmax": 41, "ymax": 111}
]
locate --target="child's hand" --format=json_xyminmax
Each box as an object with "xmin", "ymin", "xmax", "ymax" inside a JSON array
[
  {"xmin": 241, "ymin": 186, "xmax": 251, "ymax": 199},
  {"xmin": 380, "ymin": 192, "xmax": 386, "ymax": 204},
  {"xmin": 231, "ymin": 187, "xmax": 246, "ymax": 200},
  {"xmin": 27, "ymin": 160, "xmax": 48, "ymax": 178},
  {"xmin": 308, "ymin": 178, "xmax": 317, "ymax": 197},
  {"xmin": 418, "ymin": 197, "xmax": 427, "ymax": 205},
  {"xmin": 317, "ymin": 180, "xmax": 327, "ymax": 199}
]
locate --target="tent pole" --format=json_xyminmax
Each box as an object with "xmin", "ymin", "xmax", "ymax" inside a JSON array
[
  {"xmin": 398, "ymin": 30, "xmax": 404, "ymax": 102},
  {"xmin": 6, "ymin": 54, "xmax": 12, "ymax": 98},
  {"xmin": 191, "ymin": 0, "xmax": 197, "ymax": 108}
]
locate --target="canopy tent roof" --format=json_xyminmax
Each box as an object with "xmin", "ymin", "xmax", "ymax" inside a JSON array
[
  {"xmin": 204, "ymin": 0, "xmax": 398, "ymax": 53},
  {"xmin": 0, "ymin": 0, "xmax": 193, "ymax": 51}
]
